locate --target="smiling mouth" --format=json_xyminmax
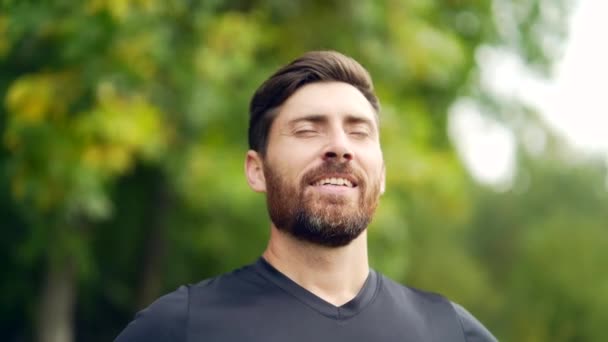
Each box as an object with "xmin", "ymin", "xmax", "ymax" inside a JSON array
[{"xmin": 311, "ymin": 177, "xmax": 357, "ymax": 188}]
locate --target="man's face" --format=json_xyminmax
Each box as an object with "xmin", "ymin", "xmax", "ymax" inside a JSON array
[{"xmin": 259, "ymin": 81, "xmax": 385, "ymax": 247}]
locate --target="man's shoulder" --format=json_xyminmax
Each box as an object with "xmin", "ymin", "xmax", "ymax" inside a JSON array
[
  {"xmin": 450, "ymin": 302, "xmax": 498, "ymax": 342},
  {"xmin": 114, "ymin": 284, "xmax": 191, "ymax": 342},
  {"xmin": 378, "ymin": 273, "xmax": 451, "ymax": 306},
  {"xmin": 378, "ymin": 273, "xmax": 498, "ymax": 341},
  {"xmin": 115, "ymin": 265, "xmax": 256, "ymax": 342}
]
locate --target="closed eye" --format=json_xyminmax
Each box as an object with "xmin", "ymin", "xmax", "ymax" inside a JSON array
[
  {"xmin": 349, "ymin": 130, "xmax": 370, "ymax": 138},
  {"xmin": 294, "ymin": 129, "xmax": 319, "ymax": 137}
]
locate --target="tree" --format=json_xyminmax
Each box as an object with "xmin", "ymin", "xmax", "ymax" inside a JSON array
[{"xmin": 0, "ymin": 0, "xmax": 573, "ymax": 341}]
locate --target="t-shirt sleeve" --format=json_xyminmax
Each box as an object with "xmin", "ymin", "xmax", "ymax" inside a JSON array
[
  {"xmin": 114, "ymin": 285, "xmax": 189, "ymax": 342},
  {"xmin": 451, "ymin": 302, "xmax": 498, "ymax": 342}
]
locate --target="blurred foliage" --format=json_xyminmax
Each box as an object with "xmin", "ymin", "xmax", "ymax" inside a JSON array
[{"xmin": 2, "ymin": 1, "xmax": 605, "ymax": 342}]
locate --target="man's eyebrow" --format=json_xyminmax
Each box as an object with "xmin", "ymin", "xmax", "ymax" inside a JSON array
[
  {"xmin": 344, "ymin": 115, "xmax": 375, "ymax": 127},
  {"xmin": 286, "ymin": 114, "xmax": 328, "ymax": 126}
]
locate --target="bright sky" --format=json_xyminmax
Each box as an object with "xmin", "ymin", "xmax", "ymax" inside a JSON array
[{"xmin": 450, "ymin": 0, "xmax": 608, "ymax": 187}]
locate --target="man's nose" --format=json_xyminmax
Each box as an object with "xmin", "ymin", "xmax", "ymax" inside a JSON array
[{"xmin": 323, "ymin": 132, "xmax": 353, "ymax": 162}]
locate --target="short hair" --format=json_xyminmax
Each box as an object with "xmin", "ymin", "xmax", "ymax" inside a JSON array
[{"xmin": 248, "ymin": 50, "xmax": 380, "ymax": 156}]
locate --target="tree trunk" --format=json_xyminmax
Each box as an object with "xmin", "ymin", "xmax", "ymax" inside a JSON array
[
  {"xmin": 136, "ymin": 175, "xmax": 171, "ymax": 310},
  {"xmin": 36, "ymin": 258, "xmax": 76, "ymax": 342}
]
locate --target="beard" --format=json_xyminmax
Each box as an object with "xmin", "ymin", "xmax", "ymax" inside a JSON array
[{"xmin": 264, "ymin": 160, "xmax": 382, "ymax": 247}]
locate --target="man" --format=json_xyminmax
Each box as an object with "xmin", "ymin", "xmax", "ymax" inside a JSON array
[{"xmin": 116, "ymin": 51, "xmax": 497, "ymax": 341}]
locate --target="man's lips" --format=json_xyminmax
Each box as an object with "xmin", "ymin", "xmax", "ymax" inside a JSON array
[{"xmin": 308, "ymin": 174, "xmax": 358, "ymax": 188}]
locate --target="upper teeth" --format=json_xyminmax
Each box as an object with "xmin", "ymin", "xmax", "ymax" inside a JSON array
[{"xmin": 314, "ymin": 177, "xmax": 353, "ymax": 187}]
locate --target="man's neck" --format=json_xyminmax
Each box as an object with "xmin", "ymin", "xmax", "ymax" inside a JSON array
[{"xmin": 262, "ymin": 226, "xmax": 370, "ymax": 307}]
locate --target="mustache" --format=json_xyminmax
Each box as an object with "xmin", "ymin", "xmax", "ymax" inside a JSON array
[{"xmin": 301, "ymin": 161, "xmax": 363, "ymax": 186}]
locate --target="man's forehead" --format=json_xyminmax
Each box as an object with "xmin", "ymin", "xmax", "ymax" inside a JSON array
[{"xmin": 276, "ymin": 82, "xmax": 377, "ymax": 124}]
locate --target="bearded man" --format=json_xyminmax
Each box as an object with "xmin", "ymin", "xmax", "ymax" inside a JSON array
[{"xmin": 116, "ymin": 51, "xmax": 497, "ymax": 342}]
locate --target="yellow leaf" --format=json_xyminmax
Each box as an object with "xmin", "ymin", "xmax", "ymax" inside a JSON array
[
  {"xmin": 82, "ymin": 145, "xmax": 105, "ymax": 169},
  {"xmin": 113, "ymin": 32, "xmax": 157, "ymax": 79},
  {"xmin": 105, "ymin": 144, "xmax": 133, "ymax": 173},
  {"xmin": 6, "ymin": 77, "xmax": 50, "ymax": 123},
  {"xmin": 5, "ymin": 72, "xmax": 77, "ymax": 124},
  {"xmin": 108, "ymin": 0, "xmax": 131, "ymax": 21}
]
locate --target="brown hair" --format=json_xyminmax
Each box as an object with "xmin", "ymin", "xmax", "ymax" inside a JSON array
[{"xmin": 248, "ymin": 50, "xmax": 379, "ymax": 155}]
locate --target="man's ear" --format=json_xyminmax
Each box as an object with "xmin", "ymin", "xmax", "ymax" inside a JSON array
[{"xmin": 245, "ymin": 150, "xmax": 267, "ymax": 193}]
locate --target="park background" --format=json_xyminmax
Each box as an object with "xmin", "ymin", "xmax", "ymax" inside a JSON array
[{"xmin": 1, "ymin": 0, "xmax": 607, "ymax": 341}]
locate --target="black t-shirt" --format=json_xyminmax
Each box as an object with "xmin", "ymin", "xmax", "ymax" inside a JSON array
[{"xmin": 116, "ymin": 258, "xmax": 497, "ymax": 341}]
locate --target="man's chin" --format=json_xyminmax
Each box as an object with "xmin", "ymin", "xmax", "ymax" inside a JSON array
[
  {"xmin": 284, "ymin": 208, "xmax": 370, "ymax": 248},
  {"xmin": 306, "ymin": 191, "xmax": 359, "ymax": 206}
]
